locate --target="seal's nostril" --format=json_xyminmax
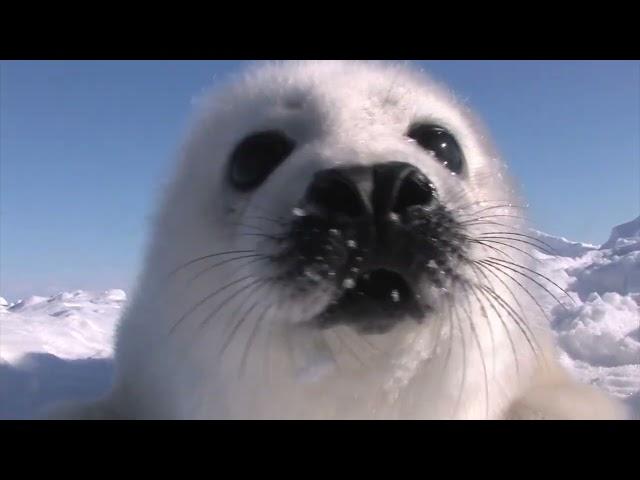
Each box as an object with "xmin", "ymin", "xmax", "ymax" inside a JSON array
[
  {"xmin": 392, "ymin": 170, "xmax": 435, "ymax": 214},
  {"xmin": 306, "ymin": 169, "xmax": 370, "ymax": 219},
  {"xmin": 373, "ymin": 162, "xmax": 435, "ymax": 216}
]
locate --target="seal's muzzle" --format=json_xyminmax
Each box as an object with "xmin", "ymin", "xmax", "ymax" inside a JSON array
[{"xmin": 283, "ymin": 161, "xmax": 463, "ymax": 333}]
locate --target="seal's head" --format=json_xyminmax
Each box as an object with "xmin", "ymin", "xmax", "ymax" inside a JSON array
[
  {"xmin": 160, "ymin": 61, "xmax": 517, "ymax": 337},
  {"xmin": 87, "ymin": 60, "xmax": 629, "ymax": 420},
  {"xmin": 123, "ymin": 60, "xmax": 550, "ymax": 420}
]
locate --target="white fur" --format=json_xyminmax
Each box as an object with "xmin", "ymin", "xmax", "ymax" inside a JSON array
[{"xmin": 52, "ymin": 61, "xmax": 627, "ymax": 420}]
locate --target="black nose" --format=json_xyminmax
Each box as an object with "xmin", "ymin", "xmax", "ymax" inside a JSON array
[{"xmin": 304, "ymin": 161, "xmax": 435, "ymax": 221}]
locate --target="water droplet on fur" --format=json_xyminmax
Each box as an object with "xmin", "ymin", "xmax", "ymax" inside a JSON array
[
  {"xmin": 343, "ymin": 278, "xmax": 356, "ymax": 289},
  {"xmin": 328, "ymin": 270, "xmax": 336, "ymax": 277},
  {"xmin": 427, "ymin": 260, "xmax": 438, "ymax": 269},
  {"xmin": 303, "ymin": 267, "xmax": 322, "ymax": 282},
  {"xmin": 391, "ymin": 290, "xmax": 400, "ymax": 302},
  {"xmin": 388, "ymin": 212, "xmax": 400, "ymax": 222},
  {"xmin": 346, "ymin": 240, "xmax": 358, "ymax": 249},
  {"xmin": 292, "ymin": 207, "xmax": 307, "ymax": 217}
]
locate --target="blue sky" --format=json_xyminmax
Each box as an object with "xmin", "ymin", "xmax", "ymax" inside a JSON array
[{"xmin": 1, "ymin": 60, "xmax": 638, "ymax": 300}]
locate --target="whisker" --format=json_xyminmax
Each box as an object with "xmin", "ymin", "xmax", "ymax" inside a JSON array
[
  {"xmin": 240, "ymin": 293, "xmax": 278, "ymax": 378},
  {"xmin": 457, "ymin": 219, "xmax": 519, "ymax": 230},
  {"xmin": 225, "ymin": 276, "xmax": 275, "ymax": 333},
  {"xmin": 244, "ymin": 214, "xmax": 287, "ymax": 226},
  {"xmin": 219, "ymin": 291, "xmax": 264, "ymax": 361},
  {"xmin": 435, "ymin": 297, "xmax": 456, "ymax": 392},
  {"xmin": 478, "ymin": 236, "xmax": 556, "ymax": 256},
  {"xmin": 246, "ymin": 202, "xmax": 289, "ymax": 221},
  {"xmin": 425, "ymin": 298, "xmax": 449, "ymax": 362},
  {"xmin": 460, "ymin": 214, "xmax": 528, "ymax": 224},
  {"xmin": 470, "ymin": 280, "xmax": 520, "ymax": 377},
  {"xmin": 334, "ymin": 327, "xmax": 367, "ymax": 368},
  {"xmin": 474, "ymin": 262, "xmax": 544, "ymax": 357},
  {"xmin": 452, "ymin": 305, "xmax": 468, "ymax": 418},
  {"xmin": 459, "ymin": 284, "xmax": 489, "ymax": 419},
  {"xmin": 452, "ymin": 199, "xmax": 516, "ymax": 210},
  {"xmin": 351, "ymin": 330, "xmax": 381, "ymax": 356},
  {"xmin": 169, "ymin": 274, "xmax": 257, "ymax": 333},
  {"xmin": 487, "ymin": 257, "xmax": 575, "ymax": 305},
  {"xmin": 468, "ymin": 239, "xmax": 516, "ymax": 261},
  {"xmin": 463, "ymin": 281, "xmax": 496, "ymax": 377},
  {"xmin": 188, "ymin": 254, "xmax": 268, "ymax": 286},
  {"xmin": 480, "ymin": 282, "xmax": 541, "ymax": 360},
  {"xmin": 473, "ymin": 230, "xmax": 558, "ymax": 254},
  {"xmin": 476, "ymin": 260, "xmax": 549, "ymax": 324},
  {"xmin": 467, "ymin": 264, "xmax": 523, "ymax": 375},
  {"xmin": 199, "ymin": 277, "xmax": 271, "ymax": 329},
  {"xmin": 470, "ymin": 238, "xmax": 538, "ymax": 261},
  {"xmin": 169, "ymin": 250, "xmax": 255, "ymax": 277},
  {"xmin": 228, "ymin": 221, "xmax": 284, "ymax": 235},
  {"xmin": 240, "ymin": 232, "xmax": 285, "ymax": 240},
  {"xmin": 458, "ymin": 204, "xmax": 528, "ymax": 217}
]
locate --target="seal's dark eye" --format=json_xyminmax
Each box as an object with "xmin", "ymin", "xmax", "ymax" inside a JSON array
[
  {"xmin": 406, "ymin": 124, "xmax": 464, "ymax": 175},
  {"xmin": 228, "ymin": 130, "xmax": 295, "ymax": 191}
]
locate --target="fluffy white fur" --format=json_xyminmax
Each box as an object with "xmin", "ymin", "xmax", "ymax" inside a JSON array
[{"xmin": 51, "ymin": 61, "xmax": 628, "ymax": 419}]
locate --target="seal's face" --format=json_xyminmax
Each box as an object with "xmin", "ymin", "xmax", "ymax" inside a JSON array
[
  {"xmin": 115, "ymin": 61, "xmax": 588, "ymax": 419},
  {"xmin": 167, "ymin": 61, "xmax": 516, "ymax": 343},
  {"xmin": 228, "ymin": 130, "xmax": 468, "ymax": 334}
]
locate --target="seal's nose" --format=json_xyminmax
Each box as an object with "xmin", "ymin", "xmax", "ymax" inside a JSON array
[
  {"xmin": 304, "ymin": 165, "xmax": 373, "ymax": 220},
  {"xmin": 304, "ymin": 161, "xmax": 435, "ymax": 223},
  {"xmin": 292, "ymin": 162, "xmax": 440, "ymax": 333},
  {"xmin": 372, "ymin": 161, "xmax": 435, "ymax": 218}
]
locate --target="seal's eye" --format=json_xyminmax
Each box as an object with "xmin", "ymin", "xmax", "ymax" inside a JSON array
[
  {"xmin": 228, "ymin": 130, "xmax": 295, "ymax": 191},
  {"xmin": 406, "ymin": 124, "xmax": 464, "ymax": 175}
]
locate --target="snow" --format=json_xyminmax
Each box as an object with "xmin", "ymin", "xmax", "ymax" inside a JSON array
[
  {"xmin": 1, "ymin": 219, "xmax": 638, "ymax": 419},
  {"xmin": 0, "ymin": 290, "xmax": 124, "ymax": 364},
  {"xmin": 531, "ymin": 218, "xmax": 640, "ymax": 415},
  {"xmin": 530, "ymin": 229, "xmax": 598, "ymax": 258},
  {"xmin": 0, "ymin": 290, "xmax": 123, "ymax": 419},
  {"xmin": 601, "ymin": 215, "xmax": 640, "ymax": 250}
]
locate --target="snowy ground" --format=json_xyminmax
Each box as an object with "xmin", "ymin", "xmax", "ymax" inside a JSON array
[{"xmin": 1, "ymin": 218, "xmax": 638, "ymax": 419}]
